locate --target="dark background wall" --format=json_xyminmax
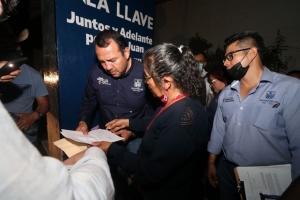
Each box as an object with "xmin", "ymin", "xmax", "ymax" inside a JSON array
[{"xmin": 154, "ymin": 0, "xmax": 300, "ymax": 72}]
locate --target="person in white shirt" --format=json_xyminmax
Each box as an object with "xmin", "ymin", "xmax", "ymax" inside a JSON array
[{"xmin": 0, "ymin": 101, "xmax": 114, "ymax": 200}]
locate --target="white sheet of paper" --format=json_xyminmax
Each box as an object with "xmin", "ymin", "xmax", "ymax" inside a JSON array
[
  {"xmin": 237, "ymin": 164, "xmax": 292, "ymax": 200},
  {"xmin": 61, "ymin": 129, "xmax": 124, "ymax": 144}
]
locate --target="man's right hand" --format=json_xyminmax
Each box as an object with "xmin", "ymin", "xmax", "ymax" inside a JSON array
[
  {"xmin": 76, "ymin": 121, "xmax": 89, "ymax": 135},
  {"xmin": 207, "ymin": 164, "xmax": 218, "ymax": 188},
  {"xmin": 0, "ymin": 69, "xmax": 21, "ymax": 82}
]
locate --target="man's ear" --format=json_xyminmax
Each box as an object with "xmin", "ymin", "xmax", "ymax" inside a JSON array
[
  {"xmin": 249, "ymin": 47, "xmax": 258, "ymax": 60},
  {"xmin": 124, "ymin": 47, "xmax": 130, "ymax": 60}
]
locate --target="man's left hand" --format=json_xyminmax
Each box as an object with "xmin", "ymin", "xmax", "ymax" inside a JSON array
[{"xmin": 16, "ymin": 112, "xmax": 38, "ymax": 130}]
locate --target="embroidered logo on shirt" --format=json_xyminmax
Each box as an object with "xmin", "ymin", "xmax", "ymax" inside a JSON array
[
  {"xmin": 223, "ymin": 97, "xmax": 234, "ymax": 102},
  {"xmin": 131, "ymin": 79, "xmax": 143, "ymax": 92},
  {"xmin": 97, "ymin": 77, "xmax": 111, "ymax": 85},
  {"xmin": 134, "ymin": 79, "xmax": 142, "ymax": 88},
  {"xmin": 260, "ymin": 91, "xmax": 279, "ymax": 106},
  {"xmin": 266, "ymin": 91, "xmax": 276, "ymax": 99}
]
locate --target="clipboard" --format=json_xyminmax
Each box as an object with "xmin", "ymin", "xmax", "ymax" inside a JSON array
[
  {"xmin": 234, "ymin": 164, "xmax": 292, "ymax": 200},
  {"xmin": 234, "ymin": 167, "xmax": 246, "ymax": 200}
]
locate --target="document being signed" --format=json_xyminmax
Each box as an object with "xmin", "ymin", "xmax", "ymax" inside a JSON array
[
  {"xmin": 54, "ymin": 129, "xmax": 124, "ymax": 157},
  {"xmin": 61, "ymin": 129, "xmax": 124, "ymax": 144}
]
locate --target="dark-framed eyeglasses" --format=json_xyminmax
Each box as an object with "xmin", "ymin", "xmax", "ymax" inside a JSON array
[{"xmin": 223, "ymin": 48, "xmax": 250, "ymax": 62}]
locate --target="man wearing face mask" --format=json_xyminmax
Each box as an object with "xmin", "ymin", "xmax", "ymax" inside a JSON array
[
  {"xmin": 207, "ymin": 31, "xmax": 300, "ymax": 200},
  {"xmin": 194, "ymin": 52, "xmax": 213, "ymax": 108}
]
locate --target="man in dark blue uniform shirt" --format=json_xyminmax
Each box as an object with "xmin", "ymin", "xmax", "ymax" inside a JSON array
[
  {"xmin": 77, "ymin": 30, "xmax": 155, "ymax": 150},
  {"xmin": 76, "ymin": 30, "xmax": 156, "ymax": 200}
]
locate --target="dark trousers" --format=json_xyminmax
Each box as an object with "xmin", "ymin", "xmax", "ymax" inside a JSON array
[{"xmin": 217, "ymin": 156, "xmax": 240, "ymax": 200}]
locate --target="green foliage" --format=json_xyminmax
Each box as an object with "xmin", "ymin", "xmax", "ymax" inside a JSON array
[
  {"xmin": 188, "ymin": 33, "xmax": 213, "ymax": 55},
  {"xmin": 188, "ymin": 30, "xmax": 291, "ymax": 74},
  {"xmin": 263, "ymin": 30, "xmax": 291, "ymax": 74},
  {"xmin": 206, "ymin": 47, "xmax": 225, "ymax": 71}
]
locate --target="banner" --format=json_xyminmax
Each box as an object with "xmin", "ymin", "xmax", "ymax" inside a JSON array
[{"xmin": 55, "ymin": 0, "xmax": 155, "ymax": 129}]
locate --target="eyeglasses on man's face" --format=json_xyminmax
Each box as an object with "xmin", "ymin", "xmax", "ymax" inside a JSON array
[{"xmin": 223, "ymin": 48, "xmax": 250, "ymax": 62}]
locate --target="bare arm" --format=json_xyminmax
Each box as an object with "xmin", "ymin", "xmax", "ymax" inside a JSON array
[
  {"xmin": 207, "ymin": 153, "xmax": 218, "ymax": 188},
  {"xmin": 63, "ymin": 150, "xmax": 86, "ymax": 165}
]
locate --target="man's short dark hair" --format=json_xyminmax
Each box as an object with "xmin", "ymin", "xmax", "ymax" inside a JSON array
[
  {"xmin": 94, "ymin": 30, "xmax": 128, "ymax": 55},
  {"xmin": 224, "ymin": 31, "xmax": 266, "ymax": 60},
  {"xmin": 193, "ymin": 52, "xmax": 206, "ymax": 60}
]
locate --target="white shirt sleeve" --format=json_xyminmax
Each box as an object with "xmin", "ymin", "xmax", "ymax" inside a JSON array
[{"xmin": 0, "ymin": 102, "xmax": 114, "ymax": 200}]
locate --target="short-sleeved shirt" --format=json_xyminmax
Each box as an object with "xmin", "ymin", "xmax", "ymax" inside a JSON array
[
  {"xmin": 0, "ymin": 64, "xmax": 48, "ymax": 142},
  {"xmin": 207, "ymin": 67, "xmax": 300, "ymax": 179},
  {"xmin": 1, "ymin": 64, "xmax": 48, "ymax": 113}
]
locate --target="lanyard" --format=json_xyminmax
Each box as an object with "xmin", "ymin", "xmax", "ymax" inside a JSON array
[{"xmin": 146, "ymin": 94, "xmax": 186, "ymax": 130}]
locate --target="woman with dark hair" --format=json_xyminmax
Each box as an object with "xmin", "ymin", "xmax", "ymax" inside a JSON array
[
  {"xmin": 92, "ymin": 43, "xmax": 208, "ymax": 200},
  {"xmin": 206, "ymin": 66, "xmax": 233, "ymax": 131}
]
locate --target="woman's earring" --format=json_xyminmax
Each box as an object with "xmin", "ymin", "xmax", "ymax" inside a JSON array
[{"xmin": 161, "ymin": 94, "xmax": 168, "ymax": 103}]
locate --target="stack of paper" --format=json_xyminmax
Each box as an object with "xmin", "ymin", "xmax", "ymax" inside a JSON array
[
  {"xmin": 235, "ymin": 164, "xmax": 292, "ymax": 200},
  {"xmin": 54, "ymin": 129, "xmax": 124, "ymax": 157},
  {"xmin": 60, "ymin": 129, "xmax": 124, "ymax": 144}
]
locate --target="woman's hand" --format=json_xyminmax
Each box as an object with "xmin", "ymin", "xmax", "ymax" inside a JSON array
[
  {"xmin": 114, "ymin": 129, "xmax": 133, "ymax": 143},
  {"xmin": 91, "ymin": 141, "xmax": 112, "ymax": 154},
  {"xmin": 105, "ymin": 119, "xmax": 129, "ymax": 132}
]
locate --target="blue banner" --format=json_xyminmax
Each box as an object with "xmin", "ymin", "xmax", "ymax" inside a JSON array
[{"xmin": 55, "ymin": 0, "xmax": 155, "ymax": 129}]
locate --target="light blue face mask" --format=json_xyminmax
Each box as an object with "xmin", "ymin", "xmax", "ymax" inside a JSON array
[{"xmin": 198, "ymin": 63, "xmax": 203, "ymax": 71}]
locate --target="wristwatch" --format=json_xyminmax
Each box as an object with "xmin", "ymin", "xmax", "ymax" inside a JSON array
[{"xmin": 36, "ymin": 111, "xmax": 43, "ymax": 119}]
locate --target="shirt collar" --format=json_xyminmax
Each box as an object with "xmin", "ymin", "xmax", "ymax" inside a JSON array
[
  {"xmin": 259, "ymin": 66, "xmax": 273, "ymax": 83},
  {"xmin": 230, "ymin": 66, "xmax": 273, "ymax": 90}
]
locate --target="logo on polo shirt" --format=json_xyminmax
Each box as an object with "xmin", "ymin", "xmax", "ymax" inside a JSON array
[
  {"xmin": 131, "ymin": 79, "xmax": 143, "ymax": 92},
  {"xmin": 97, "ymin": 77, "xmax": 111, "ymax": 85},
  {"xmin": 266, "ymin": 91, "xmax": 276, "ymax": 99},
  {"xmin": 134, "ymin": 79, "xmax": 142, "ymax": 88}
]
